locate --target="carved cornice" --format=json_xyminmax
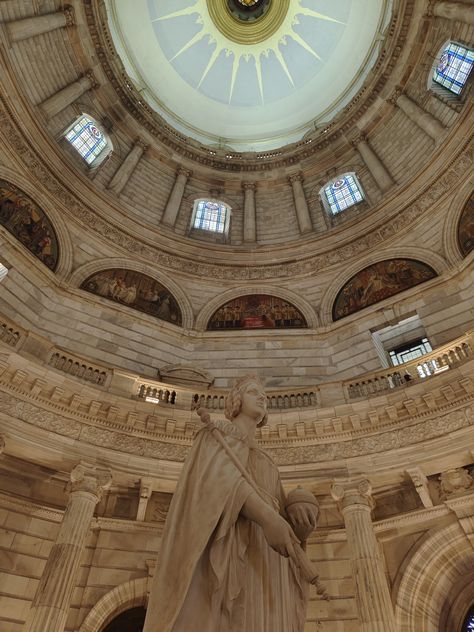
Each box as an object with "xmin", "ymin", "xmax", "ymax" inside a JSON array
[
  {"xmin": 0, "ymin": 94, "xmax": 472, "ymax": 280},
  {"xmin": 84, "ymin": 0, "xmax": 417, "ymax": 171}
]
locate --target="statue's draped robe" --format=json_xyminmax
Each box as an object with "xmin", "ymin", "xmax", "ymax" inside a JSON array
[{"xmin": 144, "ymin": 420, "xmax": 308, "ymax": 632}]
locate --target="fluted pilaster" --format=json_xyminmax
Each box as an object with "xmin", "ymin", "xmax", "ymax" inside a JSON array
[
  {"xmin": 161, "ymin": 167, "xmax": 192, "ymax": 227},
  {"xmin": 428, "ymin": 0, "xmax": 474, "ymax": 24},
  {"xmin": 242, "ymin": 181, "xmax": 257, "ymax": 243},
  {"xmin": 108, "ymin": 139, "xmax": 147, "ymax": 195},
  {"xmin": 289, "ymin": 173, "xmax": 313, "ymax": 234},
  {"xmin": 24, "ymin": 463, "xmax": 112, "ymax": 632},
  {"xmin": 352, "ymin": 133, "xmax": 394, "ymax": 193},
  {"xmin": 6, "ymin": 7, "xmax": 74, "ymax": 42},
  {"xmin": 392, "ymin": 91, "xmax": 445, "ymax": 141},
  {"xmin": 331, "ymin": 479, "xmax": 397, "ymax": 632},
  {"xmin": 40, "ymin": 72, "xmax": 97, "ymax": 119}
]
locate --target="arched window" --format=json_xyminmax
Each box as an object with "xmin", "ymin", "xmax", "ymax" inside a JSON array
[
  {"xmin": 463, "ymin": 606, "xmax": 474, "ymax": 632},
  {"xmin": 191, "ymin": 199, "xmax": 230, "ymax": 234},
  {"xmin": 101, "ymin": 606, "xmax": 146, "ymax": 632},
  {"xmin": 321, "ymin": 173, "xmax": 364, "ymax": 215},
  {"xmin": 431, "ymin": 42, "xmax": 474, "ymax": 96},
  {"xmin": 64, "ymin": 114, "xmax": 112, "ymax": 166},
  {"xmin": 0, "ymin": 263, "xmax": 8, "ymax": 282}
]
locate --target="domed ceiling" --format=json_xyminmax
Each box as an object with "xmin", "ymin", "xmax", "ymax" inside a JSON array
[{"xmin": 108, "ymin": 0, "xmax": 392, "ymax": 151}]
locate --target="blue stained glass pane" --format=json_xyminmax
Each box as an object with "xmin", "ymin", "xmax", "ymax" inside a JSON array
[
  {"xmin": 433, "ymin": 42, "xmax": 474, "ymax": 95},
  {"xmin": 193, "ymin": 200, "xmax": 227, "ymax": 233},
  {"xmin": 324, "ymin": 174, "xmax": 364, "ymax": 214},
  {"xmin": 65, "ymin": 116, "xmax": 108, "ymax": 165}
]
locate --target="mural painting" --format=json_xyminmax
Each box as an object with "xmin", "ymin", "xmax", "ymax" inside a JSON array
[
  {"xmin": 207, "ymin": 294, "xmax": 307, "ymax": 330},
  {"xmin": 458, "ymin": 192, "xmax": 474, "ymax": 257},
  {"xmin": 333, "ymin": 259, "xmax": 437, "ymax": 321},
  {"xmin": 81, "ymin": 269, "xmax": 182, "ymax": 326},
  {"xmin": 0, "ymin": 180, "xmax": 59, "ymax": 271}
]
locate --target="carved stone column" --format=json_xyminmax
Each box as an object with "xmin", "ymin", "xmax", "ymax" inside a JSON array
[
  {"xmin": 392, "ymin": 91, "xmax": 445, "ymax": 141},
  {"xmin": 331, "ymin": 479, "xmax": 397, "ymax": 632},
  {"xmin": 428, "ymin": 0, "xmax": 474, "ymax": 24},
  {"xmin": 6, "ymin": 7, "xmax": 74, "ymax": 42},
  {"xmin": 289, "ymin": 173, "xmax": 313, "ymax": 234},
  {"xmin": 136, "ymin": 478, "xmax": 153, "ymax": 522},
  {"xmin": 352, "ymin": 133, "xmax": 394, "ymax": 193},
  {"xmin": 108, "ymin": 139, "xmax": 147, "ymax": 196},
  {"xmin": 161, "ymin": 167, "xmax": 192, "ymax": 227},
  {"xmin": 242, "ymin": 181, "xmax": 257, "ymax": 243},
  {"xmin": 24, "ymin": 463, "xmax": 112, "ymax": 632},
  {"xmin": 40, "ymin": 72, "xmax": 97, "ymax": 119}
]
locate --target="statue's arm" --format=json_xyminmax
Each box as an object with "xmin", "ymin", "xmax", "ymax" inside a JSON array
[{"xmin": 241, "ymin": 491, "xmax": 300, "ymax": 562}]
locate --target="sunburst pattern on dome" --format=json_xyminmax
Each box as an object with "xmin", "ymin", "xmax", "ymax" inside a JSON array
[{"xmin": 107, "ymin": 0, "xmax": 391, "ymax": 150}]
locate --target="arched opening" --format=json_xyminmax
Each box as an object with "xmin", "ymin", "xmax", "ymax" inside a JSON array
[{"xmin": 101, "ymin": 607, "xmax": 146, "ymax": 632}]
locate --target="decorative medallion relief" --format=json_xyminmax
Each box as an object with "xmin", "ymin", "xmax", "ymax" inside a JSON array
[
  {"xmin": 0, "ymin": 180, "xmax": 59, "ymax": 271},
  {"xmin": 458, "ymin": 192, "xmax": 474, "ymax": 257},
  {"xmin": 333, "ymin": 259, "xmax": 437, "ymax": 321},
  {"xmin": 81, "ymin": 269, "xmax": 183, "ymax": 326},
  {"xmin": 207, "ymin": 294, "xmax": 307, "ymax": 330}
]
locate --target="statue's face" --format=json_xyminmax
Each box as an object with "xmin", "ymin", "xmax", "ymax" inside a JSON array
[{"xmin": 241, "ymin": 381, "xmax": 267, "ymax": 422}]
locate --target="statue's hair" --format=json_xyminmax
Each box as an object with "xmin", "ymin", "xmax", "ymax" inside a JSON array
[{"xmin": 225, "ymin": 374, "xmax": 268, "ymax": 427}]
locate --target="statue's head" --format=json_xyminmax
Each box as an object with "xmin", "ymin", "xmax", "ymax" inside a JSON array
[{"xmin": 225, "ymin": 374, "xmax": 268, "ymax": 427}]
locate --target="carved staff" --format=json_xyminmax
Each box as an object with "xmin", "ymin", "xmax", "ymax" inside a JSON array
[{"xmin": 196, "ymin": 408, "xmax": 329, "ymax": 600}]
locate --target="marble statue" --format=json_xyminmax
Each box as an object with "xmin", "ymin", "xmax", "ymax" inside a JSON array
[{"xmin": 143, "ymin": 374, "xmax": 323, "ymax": 632}]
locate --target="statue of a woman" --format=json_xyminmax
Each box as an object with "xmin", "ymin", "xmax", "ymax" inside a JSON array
[{"xmin": 143, "ymin": 375, "xmax": 319, "ymax": 632}]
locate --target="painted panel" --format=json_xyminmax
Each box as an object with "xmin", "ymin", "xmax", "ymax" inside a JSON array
[
  {"xmin": 0, "ymin": 180, "xmax": 59, "ymax": 271},
  {"xmin": 458, "ymin": 192, "xmax": 474, "ymax": 257},
  {"xmin": 81, "ymin": 269, "xmax": 182, "ymax": 326},
  {"xmin": 207, "ymin": 294, "xmax": 307, "ymax": 330},
  {"xmin": 333, "ymin": 259, "xmax": 437, "ymax": 321}
]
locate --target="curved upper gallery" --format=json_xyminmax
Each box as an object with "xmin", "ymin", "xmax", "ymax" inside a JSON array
[{"xmin": 0, "ymin": 0, "xmax": 471, "ymax": 263}]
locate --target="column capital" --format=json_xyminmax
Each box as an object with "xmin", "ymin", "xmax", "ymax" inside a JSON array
[
  {"xmin": 331, "ymin": 478, "xmax": 375, "ymax": 511},
  {"xmin": 84, "ymin": 70, "xmax": 99, "ymax": 90},
  {"xmin": 63, "ymin": 5, "xmax": 75, "ymax": 27},
  {"xmin": 135, "ymin": 138, "xmax": 149, "ymax": 152},
  {"xmin": 69, "ymin": 462, "xmax": 112, "ymax": 501},
  {"xmin": 177, "ymin": 167, "xmax": 192, "ymax": 179},
  {"xmin": 350, "ymin": 131, "xmax": 367, "ymax": 148},
  {"xmin": 242, "ymin": 181, "xmax": 257, "ymax": 191},
  {"xmin": 426, "ymin": 0, "xmax": 436, "ymax": 18},
  {"xmin": 387, "ymin": 85, "xmax": 404, "ymax": 106},
  {"xmin": 288, "ymin": 172, "xmax": 304, "ymax": 185}
]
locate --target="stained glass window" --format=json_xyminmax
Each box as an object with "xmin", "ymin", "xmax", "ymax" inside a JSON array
[
  {"xmin": 0, "ymin": 263, "xmax": 7, "ymax": 282},
  {"xmin": 324, "ymin": 174, "xmax": 364, "ymax": 214},
  {"xmin": 65, "ymin": 115, "xmax": 109, "ymax": 165},
  {"xmin": 193, "ymin": 200, "xmax": 228, "ymax": 233},
  {"xmin": 463, "ymin": 607, "xmax": 474, "ymax": 632},
  {"xmin": 433, "ymin": 43, "xmax": 474, "ymax": 95}
]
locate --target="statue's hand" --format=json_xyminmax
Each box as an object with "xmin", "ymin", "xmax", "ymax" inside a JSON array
[
  {"xmin": 287, "ymin": 502, "xmax": 317, "ymax": 542},
  {"xmin": 261, "ymin": 512, "xmax": 300, "ymax": 563}
]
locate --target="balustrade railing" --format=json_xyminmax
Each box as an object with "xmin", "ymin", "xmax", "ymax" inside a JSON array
[
  {"xmin": 344, "ymin": 332, "xmax": 473, "ymax": 400},
  {"xmin": 191, "ymin": 389, "xmax": 319, "ymax": 411},
  {"xmin": 48, "ymin": 350, "xmax": 110, "ymax": 386},
  {"xmin": 137, "ymin": 384, "xmax": 177, "ymax": 405}
]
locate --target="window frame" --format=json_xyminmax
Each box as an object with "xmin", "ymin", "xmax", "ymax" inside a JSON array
[
  {"xmin": 189, "ymin": 198, "xmax": 232, "ymax": 239},
  {"xmin": 63, "ymin": 114, "xmax": 113, "ymax": 169},
  {"xmin": 320, "ymin": 172, "xmax": 365, "ymax": 216},
  {"xmin": 428, "ymin": 40, "xmax": 474, "ymax": 101}
]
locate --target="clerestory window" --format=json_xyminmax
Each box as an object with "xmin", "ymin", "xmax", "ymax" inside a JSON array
[
  {"xmin": 432, "ymin": 42, "xmax": 474, "ymax": 96},
  {"xmin": 321, "ymin": 173, "xmax": 364, "ymax": 215},
  {"xmin": 64, "ymin": 114, "xmax": 111, "ymax": 166},
  {"xmin": 191, "ymin": 199, "xmax": 230, "ymax": 234}
]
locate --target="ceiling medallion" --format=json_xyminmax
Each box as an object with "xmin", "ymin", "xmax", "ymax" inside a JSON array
[{"xmin": 207, "ymin": 0, "xmax": 289, "ymax": 45}]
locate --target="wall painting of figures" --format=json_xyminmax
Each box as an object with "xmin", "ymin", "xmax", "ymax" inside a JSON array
[
  {"xmin": 81, "ymin": 269, "xmax": 182, "ymax": 326},
  {"xmin": 0, "ymin": 180, "xmax": 59, "ymax": 271},
  {"xmin": 333, "ymin": 259, "xmax": 437, "ymax": 321},
  {"xmin": 458, "ymin": 192, "xmax": 474, "ymax": 257},
  {"xmin": 207, "ymin": 295, "xmax": 307, "ymax": 330}
]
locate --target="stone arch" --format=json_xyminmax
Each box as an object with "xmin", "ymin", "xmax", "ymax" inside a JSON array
[
  {"xmin": 394, "ymin": 523, "xmax": 474, "ymax": 632},
  {"xmin": 195, "ymin": 285, "xmax": 319, "ymax": 331},
  {"xmin": 443, "ymin": 181, "xmax": 474, "ymax": 265},
  {"xmin": 79, "ymin": 577, "xmax": 147, "ymax": 632},
  {"xmin": 319, "ymin": 247, "xmax": 446, "ymax": 325},
  {"xmin": 0, "ymin": 167, "xmax": 73, "ymax": 279},
  {"xmin": 70, "ymin": 259, "xmax": 194, "ymax": 330}
]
